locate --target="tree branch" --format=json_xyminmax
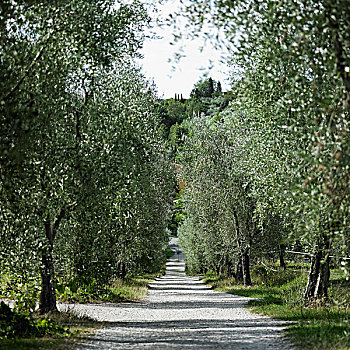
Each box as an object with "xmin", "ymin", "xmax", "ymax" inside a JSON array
[
  {"xmin": 2, "ymin": 46, "xmax": 45, "ymax": 101},
  {"xmin": 52, "ymin": 206, "xmax": 66, "ymax": 242}
]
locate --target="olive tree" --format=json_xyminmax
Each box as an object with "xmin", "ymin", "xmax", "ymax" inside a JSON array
[
  {"xmin": 55, "ymin": 66, "xmax": 173, "ymax": 283},
  {"xmin": 0, "ymin": 0, "xmax": 172, "ymax": 313},
  {"xmin": 179, "ymin": 116, "xmax": 269, "ymax": 285},
  {"xmin": 177, "ymin": 0, "xmax": 350, "ymax": 301}
]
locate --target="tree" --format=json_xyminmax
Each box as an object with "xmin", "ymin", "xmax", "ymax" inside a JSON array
[
  {"xmin": 178, "ymin": 116, "xmax": 267, "ymax": 285},
  {"xmin": 190, "ymin": 78, "xmax": 215, "ymax": 99},
  {"xmin": 0, "ymin": 0, "xmax": 173, "ymax": 313},
  {"xmin": 178, "ymin": 0, "xmax": 350, "ymax": 301},
  {"xmin": 216, "ymin": 81, "xmax": 222, "ymax": 94}
]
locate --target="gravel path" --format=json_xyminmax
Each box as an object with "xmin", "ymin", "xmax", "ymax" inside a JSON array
[{"xmin": 60, "ymin": 238, "xmax": 295, "ymax": 349}]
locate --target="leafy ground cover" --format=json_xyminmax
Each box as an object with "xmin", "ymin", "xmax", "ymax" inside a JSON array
[
  {"xmin": 0, "ymin": 270, "xmax": 164, "ymax": 349},
  {"xmin": 0, "ymin": 303, "xmax": 100, "ymax": 350},
  {"xmin": 55, "ymin": 273, "xmax": 162, "ymax": 304},
  {"xmin": 0, "ymin": 302, "xmax": 69, "ymax": 339},
  {"xmin": 0, "ymin": 268, "xmax": 164, "ymax": 306},
  {"xmin": 202, "ymin": 264, "xmax": 350, "ymax": 350}
]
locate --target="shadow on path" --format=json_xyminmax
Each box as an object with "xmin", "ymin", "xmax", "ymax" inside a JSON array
[{"xmin": 63, "ymin": 237, "xmax": 294, "ymax": 349}]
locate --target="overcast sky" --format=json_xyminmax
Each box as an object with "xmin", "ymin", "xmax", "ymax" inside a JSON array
[{"xmin": 138, "ymin": 0, "xmax": 231, "ymax": 99}]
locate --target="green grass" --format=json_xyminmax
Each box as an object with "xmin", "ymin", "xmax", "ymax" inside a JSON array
[
  {"xmin": 106, "ymin": 272, "xmax": 163, "ymax": 301},
  {"xmin": 55, "ymin": 270, "xmax": 164, "ymax": 304},
  {"xmin": 202, "ymin": 266, "xmax": 350, "ymax": 350},
  {"xmin": 0, "ymin": 307, "xmax": 102, "ymax": 350},
  {"xmin": 1, "ymin": 270, "xmax": 164, "ymax": 349}
]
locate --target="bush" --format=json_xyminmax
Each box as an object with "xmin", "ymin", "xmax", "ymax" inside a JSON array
[
  {"xmin": 56, "ymin": 279, "xmax": 125, "ymax": 303},
  {"xmin": 0, "ymin": 302, "xmax": 68, "ymax": 339},
  {"xmin": 280, "ymin": 274, "xmax": 309, "ymax": 307}
]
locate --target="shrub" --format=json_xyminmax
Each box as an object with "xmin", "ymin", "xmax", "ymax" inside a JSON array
[{"xmin": 0, "ymin": 302, "xmax": 68, "ymax": 339}]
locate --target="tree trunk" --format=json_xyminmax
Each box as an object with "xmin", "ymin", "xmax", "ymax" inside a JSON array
[
  {"xmin": 39, "ymin": 245, "xmax": 57, "ymax": 313},
  {"xmin": 39, "ymin": 209, "xmax": 65, "ymax": 314},
  {"xmin": 117, "ymin": 261, "xmax": 127, "ymax": 279},
  {"xmin": 279, "ymin": 244, "xmax": 286, "ymax": 270},
  {"xmin": 242, "ymin": 250, "xmax": 252, "ymax": 286},
  {"xmin": 235, "ymin": 258, "xmax": 243, "ymax": 283},
  {"xmin": 304, "ymin": 247, "xmax": 330, "ymax": 303},
  {"xmin": 226, "ymin": 259, "xmax": 235, "ymax": 278}
]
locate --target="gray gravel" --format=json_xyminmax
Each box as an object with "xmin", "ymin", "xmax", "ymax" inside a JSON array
[{"xmin": 60, "ymin": 238, "xmax": 295, "ymax": 349}]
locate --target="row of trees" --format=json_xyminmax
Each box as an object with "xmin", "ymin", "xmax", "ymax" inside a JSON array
[
  {"xmin": 157, "ymin": 78, "xmax": 232, "ymax": 235},
  {"xmin": 177, "ymin": 0, "xmax": 349, "ymax": 301},
  {"xmin": 0, "ymin": 1, "xmax": 173, "ymax": 313},
  {"xmin": 159, "ymin": 78, "xmax": 231, "ymax": 150},
  {"xmin": 160, "ymin": 78, "xmax": 227, "ymax": 132}
]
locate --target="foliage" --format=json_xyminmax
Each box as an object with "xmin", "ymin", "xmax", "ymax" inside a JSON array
[
  {"xmin": 190, "ymin": 78, "xmax": 215, "ymax": 99},
  {"xmin": 178, "ymin": 218, "xmax": 205, "ymax": 275},
  {"xmin": 178, "ymin": 115, "xmax": 287, "ymax": 284},
  {"xmin": 164, "ymin": 99, "xmax": 187, "ymax": 124},
  {"xmin": 0, "ymin": 266, "xmax": 40, "ymax": 313},
  {"xmin": 0, "ymin": 0, "xmax": 174, "ymax": 314},
  {"xmin": 175, "ymin": 0, "xmax": 350, "ymax": 300},
  {"xmin": 166, "ymin": 248, "xmax": 175, "ymax": 259},
  {"xmin": 52, "ymin": 66, "xmax": 173, "ymax": 283},
  {"xmin": 55, "ymin": 272, "xmax": 162, "ymax": 304},
  {"xmin": 0, "ymin": 302, "xmax": 68, "ymax": 339},
  {"xmin": 159, "ymin": 77, "xmax": 226, "ymax": 140}
]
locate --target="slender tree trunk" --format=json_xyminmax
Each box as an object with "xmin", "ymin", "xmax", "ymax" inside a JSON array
[
  {"xmin": 235, "ymin": 258, "xmax": 243, "ymax": 283},
  {"xmin": 304, "ymin": 236, "xmax": 331, "ymax": 303},
  {"xmin": 279, "ymin": 244, "xmax": 287, "ymax": 270},
  {"xmin": 304, "ymin": 251, "xmax": 330, "ymax": 302},
  {"xmin": 39, "ymin": 208, "xmax": 65, "ymax": 313},
  {"xmin": 232, "ymin": 205, "xmax": 253, "ymax": 286},
  {"xmin": 232, "ymin": 209, "xmax": 243, "ymax": 283},
  {"xmin": 39, "ymin": 245, "xmax": 57, "ymax": 313},
  {"xmin": 242, "ymin": 250, "xmax": 252, "ymax": 286},
  {"xmin": 326, "ymin": 6, "xmax": 350, "ymax": 97},
  {"xmin": 117, "ymin": 261, "xmax": 127, "ymax": 279},
  {"xmin": 226, "ymin": 259, "xmax": 235, "ymax": 278}
]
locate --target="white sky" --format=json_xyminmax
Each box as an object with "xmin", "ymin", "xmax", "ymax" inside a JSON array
[{"xmin": 138, "ymin": 0, "xmax": 231, "ymax": 99}]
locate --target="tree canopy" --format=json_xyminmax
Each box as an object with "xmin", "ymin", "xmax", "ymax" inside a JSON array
[
  {"xmin": 0, "ymin": 0, "xmax": 173, "ymax": 313},
  {"xmin": 174, "ymin": 0, "xmax": 350, "ymax": 301},
  {"xmin": 1, "ymin": 0, "xmax": 349, "ymax": 320}
]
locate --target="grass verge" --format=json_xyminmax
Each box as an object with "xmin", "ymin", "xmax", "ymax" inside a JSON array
[
  {"xmin": 0, "ymin": 308, "xmax": 102, "ymax": 350},
  {"xmin": 56, "ymin": 271, "xmax": 163, "ymax": 304},
  {"xmin": 1, "ymin": 270, "xmax": 164, "ymax": 349},
  {"xmin": 202, "ymin": 267, "xmax": 350, "ymax": 350}
]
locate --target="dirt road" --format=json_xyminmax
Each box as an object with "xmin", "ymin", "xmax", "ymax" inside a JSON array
[{"xmin": 61, "ymin": 238, "xmax": 294, "ymax": 349}]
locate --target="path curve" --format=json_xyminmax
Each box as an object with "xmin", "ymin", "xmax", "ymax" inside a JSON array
[{"xmin": 61, "ymin": 238, "xmax": 295, "ymax": 349}]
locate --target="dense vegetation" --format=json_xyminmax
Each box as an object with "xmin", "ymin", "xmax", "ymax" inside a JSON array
[
  {"xmin": 175, "ymin": 0, "xmax": 349, "ymax": 302},
  {"xmin": 0, "ymin": 0, "xmax": 173, "ymax": 321},
  {"xmin": 1, "ymin": 0, "xmax": 349, "ymax": 348},
  {"xmin": 167, "ymin": 1, "xmax": 350, "ymax": 347}
]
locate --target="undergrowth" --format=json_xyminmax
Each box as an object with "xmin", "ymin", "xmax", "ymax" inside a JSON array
[
  {"xmin": 202, "ymin": 264, "xmax": 350, "ymax": 350},
  {"xmin": 56, "ymin": 271, "xmax": 163, "ymax": 303},
  {"xmin": 0, "ymin": 268, "xmax": 164, "ymax": 348},
  {"xmin": 0, "ymin": 301, "xmax": 69, "ymax": 339},
  {"xmin": 0, "ymin": 307, "xmax": 101, "ymax": 350},
  {"xmin": 0, "ymin": 267, "xmax": 164, "ymax": 306}
]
